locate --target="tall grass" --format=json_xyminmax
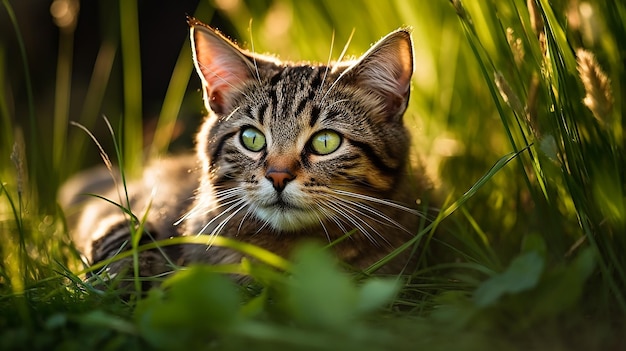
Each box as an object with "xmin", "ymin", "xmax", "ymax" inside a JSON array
[{"xmin": 0, "ymin": 0, "xmax": 624, "ymax": 349}]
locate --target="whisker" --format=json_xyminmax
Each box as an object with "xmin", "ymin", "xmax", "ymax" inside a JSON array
[
  {"xmin": 326, "ymin": 193, "xmax": 412, "ymax": 234},
  {"xmin": 321, "ymin": 69, "xmax": 349, "ymax": 102},
  {"xmin": 317, "ymin": 203, "xmax": 349, "ymax": 235},
  {"xmin": 327, "ymin": 98, "xmax": 349, "ymax": 109},
  {"xmin": 176, "ymin": 187, "xmax": 244, "ymax": 224},
  {"xmin": 254, "ymin": 217, "xmax": 273, "ymax": 236},
  {"xmin": 236, "ymin": 205, "xmax": 256, "ymax": 235},
  {"xmin": 221, "ymin": 106, "xmax": 242, "ymax": 123},
  {"xmin": 307, "ymin": 200, "xmax": 333, "ymax": 243},
  {"xmin": 323, "ymin": 200, "xmax": 388, "ymax": 246},
  {"xmin": 247, "ymin": 19, "xmax": 262, "ymax": 85},
  {"xmin": 322, "ymin": 28, "xmax": 356, "ymax": 101},
  {"xmin": 210, "ymin": 200, "xmax": 249, "ymax": 237},
  {"xmin": 335, "ymin": 28, "xmax": 356, "ymax": 65},
  {"xmin": 316, "ymin": 213, "xmax": 331, "ymax": 243},
  {"xmin": 198, "ymin": 197, "xmax": 247, "ymax": 236},
  {"xmin": 316, "ymin": 29, "xmax": 335, "ymax": 97},
  {"xmin": 332, "ymin": 188, "xmax": 434, "ymax": 219}
]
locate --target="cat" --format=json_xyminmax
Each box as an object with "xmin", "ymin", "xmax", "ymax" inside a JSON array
[{"xmin": 60, "ymin": 16, "xmax": 435, "ymax": 287}]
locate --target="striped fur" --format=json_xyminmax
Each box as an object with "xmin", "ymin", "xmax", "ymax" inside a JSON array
[{"xmin": 61, "ymin": 18, "xmax": 435, "ymax": 287}]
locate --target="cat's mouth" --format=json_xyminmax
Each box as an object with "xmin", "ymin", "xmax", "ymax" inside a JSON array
[
  {"xmin": 254, "ymin": 201, "xmax": 319, "ymax": 231},
  {"xmin": 248, "ymin": 185, "xmax": 321, "ymax": 231},
  {"xmin": 268, "ymin": 197, "xmax": 297, "ymax": 209}
]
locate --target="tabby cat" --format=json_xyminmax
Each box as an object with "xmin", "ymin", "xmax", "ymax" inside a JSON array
[{"xmin": 61, "ymin": 17, "xmax": 435, "ymax": 286}]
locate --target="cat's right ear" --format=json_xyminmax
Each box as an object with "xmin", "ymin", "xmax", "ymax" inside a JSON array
[
  {"xmin": 342, "ymin": 28, "xmax": 414, "ymax": 122},
  {"xmin": 189, "ymin": 17, "xmax": 255, "ymax": 114}
]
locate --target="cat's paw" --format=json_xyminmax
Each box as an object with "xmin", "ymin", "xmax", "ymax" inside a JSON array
[{"xmin": 86, "ymin": 222, "xmax": 179, "ymax": 294}]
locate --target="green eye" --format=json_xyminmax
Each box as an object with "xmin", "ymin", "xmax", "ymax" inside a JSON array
[
  {"xmin": 240, "ymin": 127, "xmax": 266, "ymax": 152},
  {"xmin": 310, "ymin": 130, "xmax": 342, "ymax": 155}
]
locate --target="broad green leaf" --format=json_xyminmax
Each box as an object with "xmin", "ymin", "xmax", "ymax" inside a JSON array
[
  {"xmin": 528, "ymin": 248, "xmax": 595, "ymax": 319},
  {"xmin": 521, "ymin": 233, "xmax": 547, "ymax": 259},
  {"xmin": 286, "ymin": 243, "xmax": 356, "ymax": 328},
  {"xmin": 135, "ymin": 266, "xmax": 241, "ymax": 348},
  {"xmin": 355, "ymin": 279, "xmax": 400, "ymax": 315},
  {"xmin": 473, "ymin": 251, "xmax": 544, "ymax": 307},
  {"xmin": 76, "ymin": 310, "xmax": 137, "ymax": 334}
]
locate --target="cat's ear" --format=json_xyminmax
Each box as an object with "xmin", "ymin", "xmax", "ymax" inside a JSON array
[
  {"xmin": 189, "ymin": 17, "xmax": 256, "ymax": 114},
  {"xmin": 346, "ymin": 28, "xmax": 414, "ymax": 121}
]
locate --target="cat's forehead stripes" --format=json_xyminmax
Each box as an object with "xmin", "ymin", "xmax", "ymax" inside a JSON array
[
  {"xmin": 243, "ymin": 66, "xmax": 328, "ymax": 128},
  {"xmin": 192, "ymin": 19, "xmax": 414, "ymax": 212},
  {"xmin": 241, "ymin": 66, "xmax": 337, "ymax": 149},
  {"xmin": 265, "ymin": 66, "xmax": 326, "ymax": 119}
]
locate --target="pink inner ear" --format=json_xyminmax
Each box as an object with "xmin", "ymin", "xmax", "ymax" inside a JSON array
[
  {"xmin": 394, "ymin": 39, "xmax": 413, "ymax": 96},
  {"xmin": 358, "ymin": 33, "xmax": 413, "ymax": 100},
  {"xmin": 196, "ymin": 49, "xmax": 250, "ymax": 93},
  {"xmin": 191, "ymin": 26, "xmax": 253, "ymax": 112},
  {"xmin": 348, "ymin": 30, "xmax": 414, "ymax": 118}
]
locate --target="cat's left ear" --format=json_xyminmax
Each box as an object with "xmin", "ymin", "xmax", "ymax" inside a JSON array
[
  {"xmin": 346, "ymin": 28, "xmax": 414, "ymax": 121},
  {"xmin": 188, "ymin": 17, "xmax": 257, "ymax": 115}
]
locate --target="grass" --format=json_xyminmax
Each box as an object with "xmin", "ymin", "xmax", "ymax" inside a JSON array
[{"xmin": 1, "ymin": 0, "xmax": 625, "ymax": 349}]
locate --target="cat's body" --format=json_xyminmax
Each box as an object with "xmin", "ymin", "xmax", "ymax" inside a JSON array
[{"xmin": 61, "ymin": 18, "xmax": 435, "ymax": 284}]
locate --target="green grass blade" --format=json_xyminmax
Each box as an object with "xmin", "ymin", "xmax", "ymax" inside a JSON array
[
  {"xmin": 1, "ymin": 0, "xmax": 41, "ymax": 199},
  {"xmin": 365, "ymin": 149, "xmax": 526, "ymax": 274},
  {"xmin": 67, "ymin": 41, "xmax": 118, "ymax": 174},
  {"xmin": 51, "ymin": 14, "xmax": 77, "ymax": 180},
  {"xmin": 119, "ymin": 0, "xmax": 143, "ymax": 177},
  {"xmin": 0, "ymin": 46, "xmax": 12, "ymax": 152}
]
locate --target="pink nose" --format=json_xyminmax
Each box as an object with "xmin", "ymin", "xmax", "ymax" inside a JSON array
[{"xmin": 265, "ymin": 168, "xmax": 295, "ymax": 191}]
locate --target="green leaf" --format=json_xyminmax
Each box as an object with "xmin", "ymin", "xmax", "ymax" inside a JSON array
[
  {"xmin": 528, "ymin": 248, "xmax": 596, "ymax": 319},
  {"xmin": 521, "ymin": 233, "xmax": 547, "ymax": 259},
  {"xmin": 473, "ymin": 251, "xmax": 545, "ymax": 307},
  {"xmin": 76, "ymin": 310, "xmax": 137, "ymax": 334},
  {"xmin": 240, "ymin": 287, "xmax": 268, "ymax": 318},
  {"xmin": 44, "ymin": 313, "xmax": 67, "ymax": 330},
  {"xmin": 165, "ymin": 266, "xmax": 241, "ymax": 327},
  {"xmin": 355, "ymin": 279, "xmax": 400, "ymax": 315},
  {"xmin": 431, "ymin": 291, "xmax": 477, "ymax": 331},
  {"xmin": 286, "ymin": 243, "xmax": 356, "ymax": 328},
  {"xmin": 135, "ymin": 266, "xmax": 241, "ymax": 348}
]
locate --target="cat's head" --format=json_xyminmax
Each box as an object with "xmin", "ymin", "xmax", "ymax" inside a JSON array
[{"xmin": 188, "ymin": 17, "xmax": 414, "ymax": 236}]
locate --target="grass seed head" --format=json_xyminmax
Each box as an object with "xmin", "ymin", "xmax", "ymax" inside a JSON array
[{"xmin": 576, "ymin": 49, "xmax": 614, "ymax": 127}]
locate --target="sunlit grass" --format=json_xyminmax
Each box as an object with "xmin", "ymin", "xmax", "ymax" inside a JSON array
[{"xmin": 1, "ymin": 0, "xmax": 625, "ymax": 349}]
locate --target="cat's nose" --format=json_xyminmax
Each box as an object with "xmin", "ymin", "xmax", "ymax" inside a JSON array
[{"xmin": 265, "ymin": 168, "xmax": 295, "ymax": 192}]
